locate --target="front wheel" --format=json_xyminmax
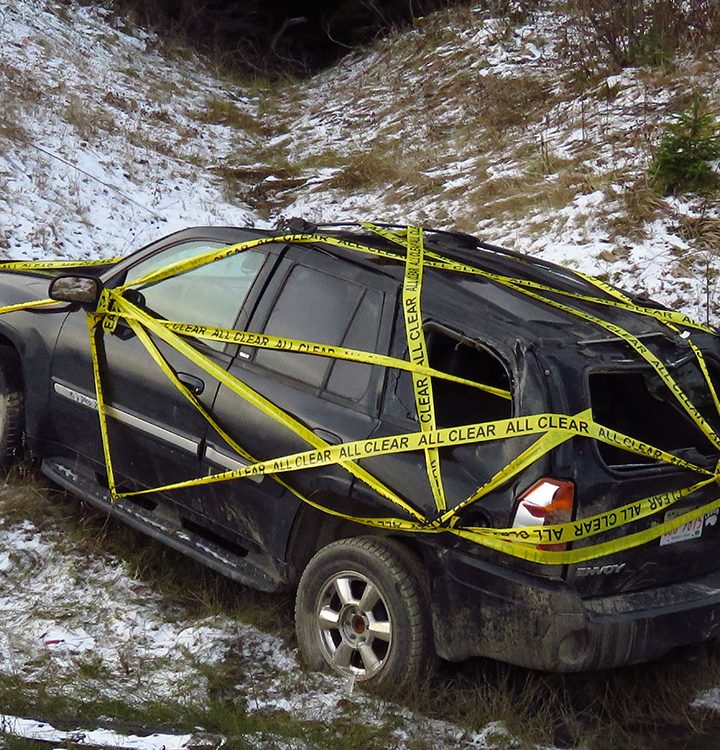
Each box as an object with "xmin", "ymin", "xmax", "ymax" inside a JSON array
[{"xmin": 294, "ymin": 536, "xmax": 433, "ymax": 690}]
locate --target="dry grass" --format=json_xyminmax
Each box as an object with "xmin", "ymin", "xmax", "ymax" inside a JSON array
[
  {"xmin": 0, "ymin": 62, "xmax": 43, "ymax": 143},
  {"xmin": 189, "ymin": 94, "xmax": 264, "ymax": 135},
  {"xmin": 66, "ymin": 93, "xmax": 116, "ymax": 140},
  {"xmin": 607, "ymin": 175, "xmax": 668, "ymax": 239},
  {"xmin": 677, "ymin": 213, "xmax": 720, "ymax": 253},
  {"xmin": 327, "ymin": 150, "xmax": 413, "ymax": 192},
  {"xmin": 457, "ymin": 151, "xmax": 588, "ymax": 227},
  {"xmin": 0, "ymin": 103, "xmax": 28, "ymax": 144}
]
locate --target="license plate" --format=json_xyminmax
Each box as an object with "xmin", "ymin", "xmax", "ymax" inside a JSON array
[{"xmin": 660, "ymin": 508, "xmax": 719, "ymax": 546}]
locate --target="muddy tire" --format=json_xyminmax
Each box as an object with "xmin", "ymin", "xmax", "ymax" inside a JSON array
[
  {"xmin": 295, "ymin": 536, "xmax": 433, "ymax": 690},
  {"xmin": 0, "ymin": 347, "xmax": 24, "ymax": 468}
]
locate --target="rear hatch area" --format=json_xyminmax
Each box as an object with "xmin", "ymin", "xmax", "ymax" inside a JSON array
[{"xmin": 566, "ymin": 340, "xmax": 720, "ymax": 598}]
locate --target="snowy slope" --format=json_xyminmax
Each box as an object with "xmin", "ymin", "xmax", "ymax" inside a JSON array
[
  {"xmin": 0, "ymin": 0, "xmax": 256, "ymax": 261},
  {"xmin": 264, "ymin": 5, "xmax": 720, "ymax": 324}
]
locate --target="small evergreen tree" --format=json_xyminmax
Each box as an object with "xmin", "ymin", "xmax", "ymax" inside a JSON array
[{"xmin": 650, "ymin": 94, "xmax": 720, "ymax": 196}]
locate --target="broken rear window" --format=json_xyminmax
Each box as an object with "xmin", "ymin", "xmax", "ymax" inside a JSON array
[{"xmin": 589, "ymin": 358, "xmax": 720, "ymax": 468}]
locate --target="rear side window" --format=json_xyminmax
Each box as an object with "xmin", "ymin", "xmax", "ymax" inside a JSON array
[
  {"xmin": 254, "ymin": 264, "xmax": 384, "ymax": 401},
  {"xmin": 388, "ymin": 325, "xmax": 512, "ymax": 426},
  {"xmin": 426, "ymin": 327, "xmax": 512, "ymax": 427}
]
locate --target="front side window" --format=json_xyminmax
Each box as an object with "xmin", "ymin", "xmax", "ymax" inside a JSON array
[{"xmin": 124, "ymin": 241, "xmax": 266, "ymax": 331}]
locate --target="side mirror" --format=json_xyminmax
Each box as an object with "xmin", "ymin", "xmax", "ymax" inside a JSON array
[{"xmin": 48, "ymin": 275, "xmax": 102, "ymax": 305}]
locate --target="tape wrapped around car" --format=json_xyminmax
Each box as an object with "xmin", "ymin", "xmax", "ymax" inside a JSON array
[{"xmin": 2, "ymin": 222, "xmax": 719, "ymax": 565}]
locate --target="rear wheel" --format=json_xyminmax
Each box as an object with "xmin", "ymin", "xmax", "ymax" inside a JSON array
[
  {"xmin": 295, "ymin": 536, "xmax": 433, "ymax": 690},
  {"xmin": 0, "ymin": 347, "xmax": 24, "ymax": 468}
]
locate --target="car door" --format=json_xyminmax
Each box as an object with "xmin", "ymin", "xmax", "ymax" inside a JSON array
[
  {"xmin": 49, "ymin": 231, "xmax": 280, "ymax": 519},
  {"xmin": 197, "ymin": 247, "xmax": 397, "ymax": 554}
]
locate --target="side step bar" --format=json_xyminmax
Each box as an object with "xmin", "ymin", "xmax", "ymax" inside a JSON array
[{"xmin": 41, "ymin": 457, "xmax": 286, "ymax": 593}]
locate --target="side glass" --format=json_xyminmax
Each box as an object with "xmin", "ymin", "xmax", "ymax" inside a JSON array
[
  {"xmin": 254, "ymin": 264, "xmax": 383, "ymax": 402},
  {"xmin": 123, "ymin": 241, "xmax": 267, "ymax": 331}
]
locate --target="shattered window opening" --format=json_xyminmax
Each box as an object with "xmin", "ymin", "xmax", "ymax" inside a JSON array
[
  {"xmin": 391, "ymin": 325, "xmax": 512, "ymax": 427},
  {"xmin": 589, "ymin": 359, "xmax": 720, "ymax": 468}
]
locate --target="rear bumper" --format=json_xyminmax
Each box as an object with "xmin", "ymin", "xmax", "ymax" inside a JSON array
[{"xmin": 429, "ymin": 546, "xmax": 720, "ymax": 671}]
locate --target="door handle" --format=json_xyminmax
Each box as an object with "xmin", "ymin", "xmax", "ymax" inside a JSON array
[
  {"xmin": 177, "ymin": 372, "xmax": 205, "ymax": 395},
  {"xmin": 313, "ymin": 428, "xmax": 342, "ymax": 445}
]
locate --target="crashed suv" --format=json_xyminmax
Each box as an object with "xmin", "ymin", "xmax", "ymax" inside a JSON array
[{"xmin": 1, "ymin": 221, "xmax": 720, "ymax": 688}]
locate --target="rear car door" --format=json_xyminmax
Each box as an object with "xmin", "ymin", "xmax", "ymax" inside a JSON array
[
  {"xmin": 49, "ymin": 231, "xmax": 279, "ymax": 519},
  {"xmin": 198, "ymin": 247, "xmax": 397, "ymax": 552}
]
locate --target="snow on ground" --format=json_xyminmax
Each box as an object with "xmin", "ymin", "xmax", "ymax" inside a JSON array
[
  {"xmin": 0, "ymin": 713, "xmax": 215, "ymax": 749},
  {"xmin": 0, "ymin": 502, "xmax": 515, "ymax": 748},
  {"xmin": 0, "ymin": 516, "xmax": 231, "ymax": 706}
]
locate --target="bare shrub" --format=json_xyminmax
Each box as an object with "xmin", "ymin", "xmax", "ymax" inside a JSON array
[{"xmin": 558, "ymin": 0, "xmax": 720, "ymax": 75}]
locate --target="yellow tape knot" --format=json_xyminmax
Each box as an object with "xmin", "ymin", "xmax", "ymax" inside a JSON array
[
  {"xmin": 97, "ymin": 289, "xmax": 120, "ymax": 333},
  {"xmin": 422, "ymin": 513, "xmax": 458, "ymax": 530}
]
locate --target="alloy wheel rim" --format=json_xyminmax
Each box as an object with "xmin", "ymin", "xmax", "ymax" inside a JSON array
[{"xmin": 315, "ymin": 570, "xmax": 392, "ymax": 679}]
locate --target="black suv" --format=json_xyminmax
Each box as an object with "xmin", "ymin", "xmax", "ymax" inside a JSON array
[{"xmin": 1, "ymin": 222, "xmax": 720, "ymax": 689}]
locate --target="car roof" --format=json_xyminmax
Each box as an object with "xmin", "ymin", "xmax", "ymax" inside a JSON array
[{"xmin": 157, "ymin": 224, "xmax": 686, "ymax": 355}]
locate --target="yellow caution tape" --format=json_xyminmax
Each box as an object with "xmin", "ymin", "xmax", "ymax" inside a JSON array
[
  {"xmin": 2, "ymin": 226, "xmax": 720, "ymax": 566},
  {"xmin": 114, "ymin": 316, "xmax": 511, "ymax": 399},
  {"xmin": 117, "ymin": 410, "xmax": 592, "ymax": 496},
  {"xmin": 471, "ymin": 478, "xmax": 716, "ymax": 545},
  {"xmin": 114, "ymin": 295, "xmax": 426, "ymax": 522},
  {"xmin": 455, "ymin": 493, "xmax": 720, "ymax": 564},
  {"xmin": 0, "ymin": 298, "xmax": 58, "ymax": 314},
  {"xmin": 87, "ymin": 306, "xmax": 118, "ymax": 499},
  {"xmin": 0, "ymin": 258, "xmax": 121, "ymax": 271},
  {"xmin": 402, "ymin": 226, "xmax": 447, "ymax": 512}
]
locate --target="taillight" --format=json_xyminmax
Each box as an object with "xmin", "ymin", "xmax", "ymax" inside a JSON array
[{"xmin": 512, "ymin": 478, "xmax": 575, "ymax": 551}]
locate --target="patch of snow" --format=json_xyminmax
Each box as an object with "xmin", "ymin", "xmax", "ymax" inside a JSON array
[
  {"xmin": 0, "ymin": 714, "xmax": 216, "ymax": 749},
  {"xmin": 0, "ymin": 509, "xmax": 514, "ymax": 748},
  {"xmin": 692, "ymin": 687, "xmax": 720, "ymax": 712},
  {"xmin": 0, "ymin": 0, "xmax": 257, "ymax": 262},
  {"xmin": 0, "ymin": 520, "xmax": 233, "ymax": 705}
]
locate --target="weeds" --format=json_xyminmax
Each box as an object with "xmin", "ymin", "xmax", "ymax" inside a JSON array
[
  {"xmin": 0, "ymin": 104, "xmax": 27, "ymax": 144},
  {"xmin": 608, "ymin": 175, "xmax": 667, "ymax": 239},
  {"xmin": 558, "ymin": 0, "xmax": 720, "ymax": 75},
  {"xmin": 189, "ymin": 95, "xmax": 264, "ymax": 135},
  {"xmin": 65, "ymin": 93, "xmax": 116, "ymax": 140},
  {"xmin": 327, "ymin": 150, "xmax": 412, "ymax": 192}
]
